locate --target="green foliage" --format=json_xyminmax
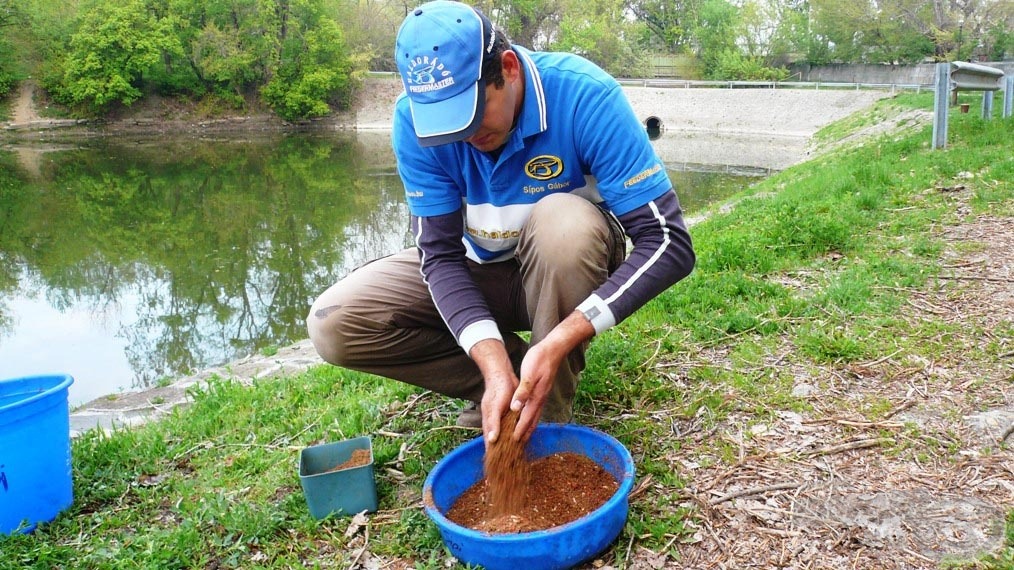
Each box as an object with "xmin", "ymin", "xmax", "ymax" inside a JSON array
[
  {"xmin": 261, "ymin": 16, "xmax": 362, "ymax": 121},
  {"xmin": 627, "ymin": 0, "xmax": 703, "ymax": 53},
  {"xmin": 807, "ymin": 0, "xmax": 969, "ymax": 64},
  {"xmin": 54, "ymin": 0, "xmax": 181, "ymax": 114},
  {"xmin": 13, "ymin": 0, "xmax": 368, "ymax": 119},
  {"xmin": 985, "ymin": 23, "xmax": 1013, "ymax": 61},
  {"xmin": 0, "ymin": 40, "xmax": 16, "ymax": 97},
  {"xmin": 552, "ymin": 0, "xmax": 651, "ymax": 77},
  {"xmin": 485, "ymin": 0, "xmax": 562, "ymax": 50},
  {"xmin": 0, "ymin": 0, "xmax": 23, "ymax": 96},
  {"xmin": 709, "ymin": 49, "xmax": 788, "ymax": 80},
  {"xmin": 694, "ymin": 0, "xmax": 737, "ymax": 76}
]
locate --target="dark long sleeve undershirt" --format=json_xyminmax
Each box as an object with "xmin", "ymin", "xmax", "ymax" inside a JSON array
[{"xmin": 412, "ymin": 188, "xmax": 695, "ymax": 350}]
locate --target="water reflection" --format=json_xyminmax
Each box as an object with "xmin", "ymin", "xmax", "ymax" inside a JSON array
[{"xmin": 0, "ymin": 133, "xmax": 761, "ymax": 405}]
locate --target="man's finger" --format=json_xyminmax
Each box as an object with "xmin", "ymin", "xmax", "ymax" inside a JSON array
[
  {"xmin": 511, "ymin": 380, "xmax": 533, "ymax": 411},
  {"xmin": 482, "ymin": 407, "xmax": 500, "ymax": 444},
  {"xmin": 513, "ymin": 402, "xmax": 540, "ymax": 441}
]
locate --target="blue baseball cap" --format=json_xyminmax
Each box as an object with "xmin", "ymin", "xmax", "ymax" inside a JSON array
[{"xmin": 395, "ymin": 1, "xmax": 497, "ymax": 147}]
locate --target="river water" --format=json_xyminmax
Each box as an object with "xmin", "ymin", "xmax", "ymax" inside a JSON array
[{"xmin": 0, "ymin": 131, "xmax": 766, "ymax": 406}]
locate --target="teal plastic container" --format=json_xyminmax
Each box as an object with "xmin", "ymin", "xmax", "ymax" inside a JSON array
[
  {"xmin": 0, "ymin": 374, "xmax": 75, "ymax": 534},
  {"xmin": 423, "ymin": 424, "xmax": 635, "ymax": 570},
  {"xmin": 299, "ymin": 436, "xmax": 378, "ymax": 519}
]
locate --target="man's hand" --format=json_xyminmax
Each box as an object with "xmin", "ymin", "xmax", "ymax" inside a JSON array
[
  {"xmin": 468, "ymin": 338, "xmax": 519, "ymax": 445},
  {"xmin": 510, "ymin": 311, "xmax": 595, "ymax": 441}
]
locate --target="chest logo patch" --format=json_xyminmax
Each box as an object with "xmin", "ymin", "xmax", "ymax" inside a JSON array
[{"xmin": 525, "ymin": 155, "xmax": 564, "ymax": 180}]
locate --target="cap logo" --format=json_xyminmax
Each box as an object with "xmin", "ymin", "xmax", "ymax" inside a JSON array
[{"xmin": 405, "ymin": 55, "xmax": 455, "ymax": 93}]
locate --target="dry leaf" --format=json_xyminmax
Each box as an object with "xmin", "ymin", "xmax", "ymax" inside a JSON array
[{"xmin": 344, "ymin": 511, "xmax": 369, "ymax": 538}]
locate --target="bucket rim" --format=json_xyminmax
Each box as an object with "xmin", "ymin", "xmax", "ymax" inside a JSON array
[{"xmin": 0, "ymin": 374, "xmax": 74, "ymax": 413}]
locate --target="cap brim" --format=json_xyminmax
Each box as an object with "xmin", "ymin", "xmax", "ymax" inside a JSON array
[{"xmin": 409, "ymin": 81, "xmax": 486, "ymax": 148}]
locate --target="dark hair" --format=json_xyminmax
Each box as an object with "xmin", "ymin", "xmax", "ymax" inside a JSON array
[{"xmin": 481, "ymin": 26, "xmax": 512, "ymax": 89}]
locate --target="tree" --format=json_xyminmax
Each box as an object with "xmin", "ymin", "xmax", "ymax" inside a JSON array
[
  {"xmin": 56, "ymin": 0, "xmax": 180, "ymax": 113},
  {"xmin": 627, "ymin": 0, "xmax": 704, "ymax": 53},
  {"xmin": 694, "ymin": 0, "xmax": 738, "ymax": 74},
  {"xmin": 0, "ymin": 0, "xmax": 20, "ymax": 96},
  {"xmin": 762, "ymin": 0, "xmax": 813, "ymax": 65},
  {"xmin": 804, "ymin": 0, "xmax": 1006, "ymax": 64},
  {"xmin": 983, "ymin": 21, "xmax": 1013, "ymax": 60},
  {"xmin": 482, "ymin": 0, "xmax": 564, "ymax": 49},
  {"xmin": 552, "ymin": 0, "xmax": 651, "ymax": 77},
  {"xmin": 331, "ymin": 0, "xmax": 405, "ymax": 71},
  {"xmin": 807, "ymin": 0, "xmax": 875, "ymax": 63},
  {"xmin": 165, "ymin": 0, "xmax": 282, "ymax": 104},
  {"xmin": 261, "ymin": 1, "xmax": 366, "ymax": 120}
]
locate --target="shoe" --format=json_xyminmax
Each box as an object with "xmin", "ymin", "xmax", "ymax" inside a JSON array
[{"xmin": 456, "ymin": 401, "xmax": 482, "ymax": 428}]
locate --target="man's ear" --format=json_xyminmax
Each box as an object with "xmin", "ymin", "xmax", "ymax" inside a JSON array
[{"xmin": 501, "ymin": 50, "xmax": 522, "ymax": 82}]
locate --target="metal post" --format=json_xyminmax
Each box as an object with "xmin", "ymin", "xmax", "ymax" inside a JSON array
[
  {"xmin": 982, "ymin": 91, "xmax": 994, "ymax": 119},
  {"xmin": 932, "ymin": 63, "xmax": 950, "ymax": 150},
  {"xmin": 1004, "ymin": 76, "xmax": 1013, "ymax": 119}
]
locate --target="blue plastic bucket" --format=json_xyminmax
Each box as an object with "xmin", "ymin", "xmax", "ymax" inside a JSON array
[
  {"xmin": 0, "ymin": 374, "xmax": 74, "ymax": 534},
  {"xmin": 423, "ymin": 424, "xmax": 635, "ymax": 570}
]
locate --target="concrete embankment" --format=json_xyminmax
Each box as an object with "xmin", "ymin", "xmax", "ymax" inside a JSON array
[{"xmin": 352, "ymin": 74, "xmax": 893, "ymax": 170}]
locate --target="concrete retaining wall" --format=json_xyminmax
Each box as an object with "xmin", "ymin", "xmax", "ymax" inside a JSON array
[{"xmin": 790, "ymin": 62, "xmax": 1014, "ymax": 85}]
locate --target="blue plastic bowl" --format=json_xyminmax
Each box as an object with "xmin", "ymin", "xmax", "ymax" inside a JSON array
[{"xmin": 423, "ymin": 424, "xmax": 635, "ymax": 570}]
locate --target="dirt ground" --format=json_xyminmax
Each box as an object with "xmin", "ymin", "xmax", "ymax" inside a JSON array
[
  {"xmin": 10, "ymin": 80, "xmax": 39, "ymax": 123},
  {"xmin": 623, "ymin": 194, "xmax": 1013, "ymax": 569}
]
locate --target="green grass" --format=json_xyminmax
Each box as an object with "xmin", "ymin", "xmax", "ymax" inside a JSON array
[{"xmin": 2, "ymin": 95, "xmax": 1012, "ymax": 568}]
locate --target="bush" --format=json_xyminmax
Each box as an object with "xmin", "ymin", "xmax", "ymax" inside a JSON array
[
  {"xmin": 708, "ymin": 49, "xmax": 788, "ymax": 81},
  {"xmin": 0, "ymin": 38, "xmax": 19, "ymax": 97},
  {"xmin": 260, "ymin": 20, "xmax": 362, "ymax": 122}
]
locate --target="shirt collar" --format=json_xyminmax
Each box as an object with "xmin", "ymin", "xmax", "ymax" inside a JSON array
[{"xmin": 512, "ymin": 46, "xmax": 548, "ymax": 138}]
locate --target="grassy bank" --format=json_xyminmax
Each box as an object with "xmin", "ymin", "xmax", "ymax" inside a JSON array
[{"xmin": 2, "ymin": 94, "xmax": 1011, "ymax": 569}]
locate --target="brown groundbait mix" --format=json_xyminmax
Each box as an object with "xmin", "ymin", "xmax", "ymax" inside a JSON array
[
  {"xmin": 325, "ymin": 448, "xmax": 371, "ymax": 473},
  {"xmin": 446, "ymin": 411, "xmax": 619, "ymax": 534}
]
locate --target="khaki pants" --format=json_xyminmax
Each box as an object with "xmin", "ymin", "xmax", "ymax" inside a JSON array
[{"xmin": 306, "ymin": 193, "xmax": 624, "ymax": 422}]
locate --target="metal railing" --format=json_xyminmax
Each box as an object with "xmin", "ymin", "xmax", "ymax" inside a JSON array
[
  {"xmin": 616, "ymin": 78, "xmax": 933, "ymax": 93},
  {"xmin": 932, "ymin": 61, "xmax": 1012, "ymax": 149}
]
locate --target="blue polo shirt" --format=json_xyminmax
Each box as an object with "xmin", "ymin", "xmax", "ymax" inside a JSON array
[{"xmin": 393, "ymin": 46, "xmax": 672, "ymax": 263}]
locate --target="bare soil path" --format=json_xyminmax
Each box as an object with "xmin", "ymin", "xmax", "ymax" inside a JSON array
[{"xmin": 10, "ymin": 80, "xmax": 40, "ymax": 124}]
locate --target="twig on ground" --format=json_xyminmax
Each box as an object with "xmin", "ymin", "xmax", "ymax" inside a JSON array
[
  {"xmin": 805, "ymin": 438, "xmax": 893, "ymax": 457},
  {"xmin": 883, "ymin": 399, "xmax": 917, "ymax": 419},
  {"xmin": 709, "ymin": 482, "xmax": 801, "ymax": 506},
  {"xmin": 425, "ymin": 424, "xmax": 480, "ymax": 433},
  {"xmin": 348, "ymin": 524, "xmax": 369, "ymax": 569},
  {"xmin": 902, "ymin": 547, "xmax": 936, "ymax": 564},
  {"xmin": 834, "ymin": 419, "xmax": 905, "ymax": 429},
  {"xmin": 386, "ymin": 392, "xmax": 430, "ymax": 422},
  {"xmin": 802, "ymin": 418, "xmax": 904, "ymax": 429},
  {"xmin": 629, "ymin": 473, "xmax": 654, "ymax": 501},
  {"xmin": 754, "ymin": 527, "xmax": 802, "ymax": 538},
  {"xmin": 937, "ymin": 274, "xmax": 1014, "ymax": 284},
  {"xmin": 1001, "ymin": 422, "xmax": 1014, "ymax": 444},
  {"xmin": 624, "ymin": 532, "xmax": 635, "ymax": 569},
  {"xmin": 864, "ymin": 349, "xmax": 904, "ymax": 367}
]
